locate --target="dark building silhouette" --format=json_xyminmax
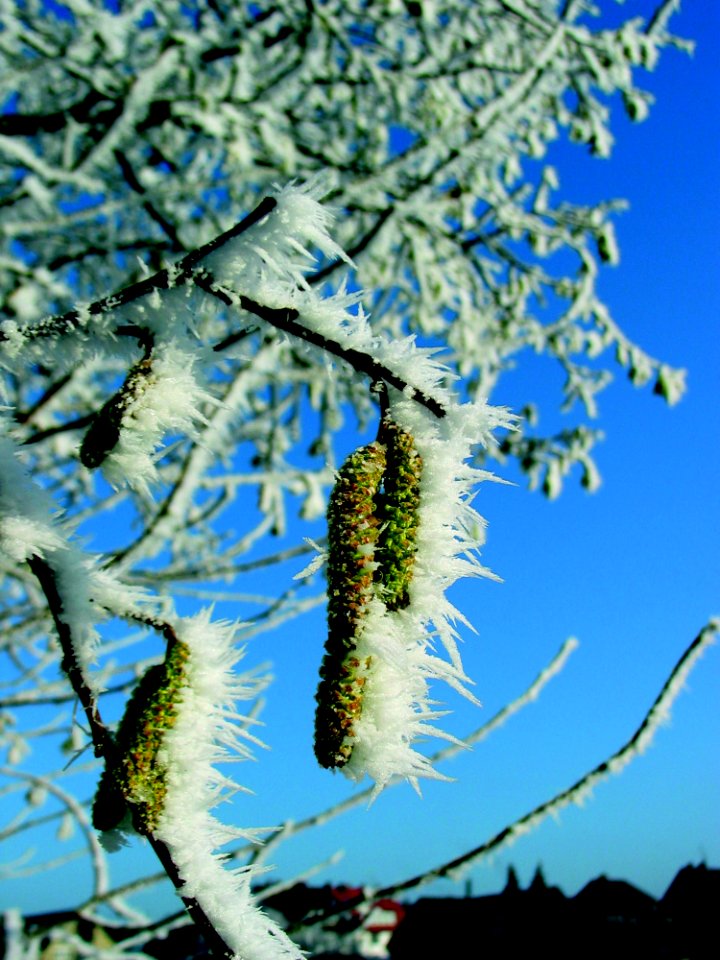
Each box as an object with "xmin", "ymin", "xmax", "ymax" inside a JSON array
[
  {"xmin": 2, "ymin": 863, "xmax": 717, "ymax": 960},
  {"xmin": 389, "ymin": 870, "xmax": 571, "ymax": 959},
  {"xmin": 388, "ymin": 863, "xmax": 720, "ymax": 960},
  {"xmin": 659, "ymin": 863, "xmax": 720, "ymax": 960},
  {"xmin": 569, "ymin": 875, "xmax": 661, "ymax": 960}
]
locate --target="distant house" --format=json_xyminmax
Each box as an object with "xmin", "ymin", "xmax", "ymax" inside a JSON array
[
  {"xmin": 356, "ymin": 899, "xmax": 405, "ymax": 958},
  {"xmin": 388, "ymin": 867, "xmax": 571, "ymax": 959},
  {"xmin": 3, "ymin": 864, "xmax": 717, "ymax": 960},
  {"xmin": 660, "ymin": 863, "xmax": 720, "ymax": 960},
  {"xmin": 570, "ymin": 875, "xmax": 662, "ymax": 960},
  {"xmin": 262, "ymin": 883, "xmax": 404, "ymax": 958},
  {"xmin": 389, "ymin": 863, "xmax": 720, "ymax": 960}
]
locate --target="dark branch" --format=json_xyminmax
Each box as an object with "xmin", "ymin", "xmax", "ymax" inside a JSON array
[
  {"xmin": 308, "ymin": 206, "xmax": 394, "ymax": 286},
  {"xmin": 25, "ymin": 555, "xmax": 114, "ymax": 760},
  {"xmin": 114, "ymin": 149, "xmax": 184, "ymax": 253},
  {"xmin": 205, "ymin": 279, "xmax": 447, "ymax": 419},
  {"xmin": 4, "ymin": 194, "xmax": 446, "ymax": 421},
  {"xmin": 0, "ymin": 196, "xmax": 278, "ymax": 344},
  {"xmin": 24, "ymin": 573, "xmax": 239, "ymax": 959},
  {"xmin": 146, "ymin": 834, "xmax": 235, "ymax": 960}
]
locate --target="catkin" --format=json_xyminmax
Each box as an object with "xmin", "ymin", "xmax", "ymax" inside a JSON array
[
  {"xmin": 80, "ymin": 357, "xmax": 155, "ymax": 469},
  {"xmin": 314, "ymin": 421, "xmax": 422, "ymax": 770},
  {"xmin": 314, "ymin": 441, "xmax": 385, "ymax": 769},
  {"xmin": 92, "ymin": 639, "xmax": 190, "ymax": 835},
  {"xmin": 376, "ymin": 420, "xmax": 422, "ymax": 611}
]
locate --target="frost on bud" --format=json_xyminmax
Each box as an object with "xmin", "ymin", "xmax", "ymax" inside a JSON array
[
  {"xmin": 79, "ymin": 341, "xmax": 213, "ymax": 493},
  {"xmin": 92, "ymin": 639, "xmax": 190, "ymax": 836},
  {"xmin": 314, "ymin": 421, "xmax": 423, "ymax": 770},
  {"xmin": 80, "ymin": 357, "xmax": 155, "ymax": 469}
]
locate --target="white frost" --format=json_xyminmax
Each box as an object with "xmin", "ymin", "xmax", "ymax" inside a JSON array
[
  {"xmin": 343, "ymin": 397, "xmax": 514, "ymax": 793},
  {"xmin": 101, "ymin": 340, "xmax": 217, "ymax": 495},
  {"xmin": 155, "ymin": 611, "xmax": 303, "ymax": 960},
  {"xmin": 0, "ymin": 427, "xmax": 146, "ymax": 693}
]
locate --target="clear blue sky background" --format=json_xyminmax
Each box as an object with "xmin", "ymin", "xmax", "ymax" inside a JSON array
[
  {"xmin": 235, "ymin": 0, "xmax": 720, "ymax": 905},
  {"xmin": 2, "ymin": 0, "xmax": 718, "ymax": 919}
]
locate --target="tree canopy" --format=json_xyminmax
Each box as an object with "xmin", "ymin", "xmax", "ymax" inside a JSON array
[{"xmin": 0, "ymin": 3, "xmax": 713, "ymax": 959}]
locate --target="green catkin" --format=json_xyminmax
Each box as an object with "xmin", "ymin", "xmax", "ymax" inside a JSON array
[
  {"xmin": 376, "ymin": 421, "xmax": 422, "ymax": 611},
  {"xmin": 314, "ymin": 421, "xmax": 423, "ymax": 770},
  {"xmin": 80, "ymin": 357, "xmax": 155, "ymax": 469},
  {"xmin": 92, "ymin": 639, "xmax": 190, "ymax": 835},
  {"xmin": 314, "ymin": 441, "xmax": 386, "ymax": 769}
]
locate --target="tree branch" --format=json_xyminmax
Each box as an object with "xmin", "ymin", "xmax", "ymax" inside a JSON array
[
  {"xmin": 25, "ymin": 555, "xmax": 113, "ymax": 760},
  {"xmin": 21, "ymin": 569, "xmax": 240, "ymax": 959},
  {"xmin": 205, "ymin": 279, "xmax": 447, "ymax": 419},
  {"xmin": 0, "ymin": 197, "xmax": 278, "ymax": 344},
  {"xmin": 373, "ymin": 619, "xmax": 718, "ymax": 900}
]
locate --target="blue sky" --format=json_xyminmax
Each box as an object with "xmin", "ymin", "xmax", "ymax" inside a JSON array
[
  {"xmin": 1, "ymin": 0, "xmax": 718, "ymax": 920},
  {"xmin": 244, "ymin": 0, "xmax": 720, "ymax": 903}
]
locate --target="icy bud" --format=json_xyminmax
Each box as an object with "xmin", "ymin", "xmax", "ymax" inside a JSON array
[{"xmin": 80, "ymin": 340, "xmax": 216, "ymax": 494}]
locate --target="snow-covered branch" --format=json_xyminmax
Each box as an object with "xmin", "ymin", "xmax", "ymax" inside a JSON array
[
  {"xmin": 0, "ymin": 3, "xmax": 708, "ymax": 958},
  {"xmin": 374, "ymin": 619, "xmax": 719, "ymax": 899}
]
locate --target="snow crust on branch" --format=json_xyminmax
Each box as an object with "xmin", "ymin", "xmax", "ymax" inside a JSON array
[
  {"xmin": 154, "ymin": 611, "xmax": 303, "ymax": 960},
  {"xmin": 0, "ymin": 428, "xmax": 144, "ymax": 693},
  {"xmin": 208, "ymin": 183, "xmax": 466, "ymax": 413},
  {"xmin": 206, "ymin": 180, "xmax": 352, "ymax": 298}
]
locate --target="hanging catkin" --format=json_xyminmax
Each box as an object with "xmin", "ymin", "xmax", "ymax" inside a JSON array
[
  {"xmin": 93, "ymin": 639, "xmax": 190, "ymax": 835},
  {"xmin": 80, "ymin": 356, "xmax": 156, "ymax": 469},
  {"xmin": 314, "ymin": 419, "xmax": 422, "ymax": 770},
  {"xmin": 375, "ymin": 419, "xmax": 423, "ymax": 611}
]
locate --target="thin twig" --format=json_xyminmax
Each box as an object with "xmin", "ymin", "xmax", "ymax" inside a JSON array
[
  {"xmin": 0, "ymin": 197, "xmax": 278, "ymax": 344},
  {"xmin": 205, "ymin": 279, "xmax": 447, "ymax": 419},
  {"xmin": 283, "ymin": 620, "xmax": 716, "ymax": 934},
  {"xmin": 373, "ymin": 620, "xmax": 718, "ymax": 900},
  {"xmin": 0, "ymin": 767, "xmax": 109, "ymax": 901},
  {"xmin": 26, "ymin": 555, "xmax": 113, "ymax": 760},
  {"xmin": 3, "ymin": 195, "xmax": 447, "ymax": 421}
]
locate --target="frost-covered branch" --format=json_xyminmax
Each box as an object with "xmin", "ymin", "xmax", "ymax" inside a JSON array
[
  {"xmin": 0, "ymin": 197, "xmax": 278, "ymax": 348},
  {"xmin": 373, "ymin": 619, "xmax": 718, "ymax": 899},
  {"xmin": 25, "ymin": 555, "xmax": 113, "ymax": 760},
  {"xmin": 0, "ymin": 4, "xmax": 706, "ymax": 958}
]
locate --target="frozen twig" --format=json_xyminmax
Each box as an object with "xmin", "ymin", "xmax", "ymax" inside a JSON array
[
  {"xmin": 373, "ymin": 619, "xmax": 718, "ymax": 899},
  {"xmin": 0, "ymin": 767, "xmax": 109, "ymax": 901}
]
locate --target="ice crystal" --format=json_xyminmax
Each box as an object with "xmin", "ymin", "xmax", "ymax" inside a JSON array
[{"xmin": 154, "ymin": 612, "xmax": 302, "ymax": 960}]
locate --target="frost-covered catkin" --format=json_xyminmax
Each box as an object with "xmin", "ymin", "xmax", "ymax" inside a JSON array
[
  {"xmin": 375, "ymin": 419, "xmax": 423, "ymax": 612},
  {"xmin": 314, "ymin": 398, "xmax": 509, "ymax": 794},
  {"xmin": 80, "ymin": 356, "xmax": 156, "ymax": 469},
  {"xmin": 314, "ymin": 439, "xmax": 386, "ymax": 769},
  {"xmin": 93, "ymin": 639, "xmax": 191, "ymax": 835},
  {"xmin": 151, "ymin": 612, "xmax": 303, "ymax": 960},
  {"xmin": 315, "ymin": 421, "xmax": 425, "ymax": 770},
  {"xmin": 80, "ymin": 341, "xmax": 216, "ymax": 494}
]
